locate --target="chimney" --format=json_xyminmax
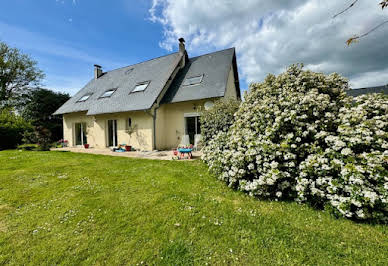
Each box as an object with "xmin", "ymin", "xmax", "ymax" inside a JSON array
[
  {"xmin": 179, "ymin": 38, "xmax": 185, "ymax": 54},
  {"xmin": 178, "ymin": 38, "xmax": 188, "ymax": 68},
  {"xmin": 94, "ymin": 64, "xmax": 103, "ymax": 79}
]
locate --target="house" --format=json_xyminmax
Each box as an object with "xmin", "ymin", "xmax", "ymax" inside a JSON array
[{"xmin": 54, "ymin": 39, "xmax": 241, "ymax": 151}]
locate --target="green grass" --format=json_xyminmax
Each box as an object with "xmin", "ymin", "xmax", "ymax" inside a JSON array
[{"xmin": 0, "ymin": 150, "xmax": 387, "ymax": 265}]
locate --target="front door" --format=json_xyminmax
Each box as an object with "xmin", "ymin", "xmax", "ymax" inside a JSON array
[
  {"xmin": 75, "ymin": 123, "xmax": 87, "ymax": 146},
  {"xmin": 107, "ymin": 120, "xmax": 118, "ymax": 147}
]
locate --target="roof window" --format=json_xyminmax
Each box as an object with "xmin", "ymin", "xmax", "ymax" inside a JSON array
[
  {"xmin": 183, "ymin": 74, "xmax": 203, "ymax": 86},
  {"xmin": 77, "ymin": 94, "xmax": 92, "ymax": 102},
  {"xmin": 100, "ymin": 89, "xmax": 117, "ymax": 98},
  {"xmin": 132, "ymin": 82, "xmax": 150, "ymax": 93}
]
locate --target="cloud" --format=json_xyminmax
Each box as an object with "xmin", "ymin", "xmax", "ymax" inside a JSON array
[{"xmin": 149, "ymin": 0, "xmax": 388, "ymax": 88}]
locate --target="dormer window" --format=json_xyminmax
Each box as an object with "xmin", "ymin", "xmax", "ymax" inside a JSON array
[
  {"xmin": 183, "ymin": 74, "xmax": 203, "ymax": 86},
  {"xmin": 132, "ymin": 81, "xmax": 150, "ymax": 93},
  {"xmin": 100, "ymin": 89, "xmax": 116, "ymax": 98},
  {"xmin": 77, "ymin": 94, "xmax": 92, "ymax": 102}
]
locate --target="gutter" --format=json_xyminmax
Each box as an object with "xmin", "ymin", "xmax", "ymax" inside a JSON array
[
  {"xmin": 143, "ymin": 105, "xmax": 159, "ymax": 151},
  {"xmin": 147, "ymin": 51, "xmax": 186, "ymax": 151}
]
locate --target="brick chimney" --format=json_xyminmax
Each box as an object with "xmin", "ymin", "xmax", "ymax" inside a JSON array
[{"xmin": 94, "ymin": 64, "xmax": 103, "ymax": 79}]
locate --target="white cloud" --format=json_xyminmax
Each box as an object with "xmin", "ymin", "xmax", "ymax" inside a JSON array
[{"xmin": 149, "ymin": 0, "xmax": 388, "ymax": 88}]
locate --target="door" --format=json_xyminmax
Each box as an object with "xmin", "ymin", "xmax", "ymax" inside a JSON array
[
  {"xmin": 107, "ymin": 120, "xmax": 118, "ymax": 147},
  {"xmin": 75, "ymin": 123, "xmax": 87, "ymax": 146},
  {"xmin": 185, "ymin": 116, "xmax": 201, "ymax": 145}
]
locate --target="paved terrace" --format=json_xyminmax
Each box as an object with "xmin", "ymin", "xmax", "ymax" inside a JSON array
[{"xmin": 51, "ymin": 147, "xmax": 202, "ymax": 161}]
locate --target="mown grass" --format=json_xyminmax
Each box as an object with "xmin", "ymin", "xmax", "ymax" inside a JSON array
[{"xmin": 0, "ymin": 150, "xmax": 387, "ymax": 265}]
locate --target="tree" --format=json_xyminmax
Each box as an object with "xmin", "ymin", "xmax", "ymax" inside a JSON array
[
  {"xmin": 200, "ymin": 98, "xmax": 240, "ymax": 146},
  {"xmin": 333, "ymin": 0, "xmax": 388, "ymax": 45},
  {"xmin": 0, "ymin": 108, "xmax": 33, "ymax": 150},
  {"xmin": 0, "ymin": 42, "xmax": 44, "ymax": 107},
  {"xmin": 22, "ymin": 88, "xmax": 70, "ymax": 142}
]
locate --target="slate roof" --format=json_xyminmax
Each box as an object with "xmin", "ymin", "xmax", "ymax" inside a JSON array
[
  {"xmin": 54, "ymin": 47, "xmax": 239, "ymax": 116},
  {"xmin": 346, "ymin": 85, "xmax": 388, "ymax": 97},
  {"xmin": 54, "ymin": 52, "xmax": 182, "ymax": 115},
  {"xmin": 161, "ymin": 48, "xmax": 239, "ymax": 104}
]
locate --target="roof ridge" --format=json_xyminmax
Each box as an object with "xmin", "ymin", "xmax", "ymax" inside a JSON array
[
  {"xmin": 103, "ymin": 52, "xmax": 179, "ymax": 73},
  {"xmin": 188, "ymin": 47, "xmax": 235, "ymax": 60}
]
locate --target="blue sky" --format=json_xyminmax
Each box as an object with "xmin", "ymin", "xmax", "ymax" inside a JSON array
[
  {"xmin": 1, "ymin": 1, "xmax": 387, "ymax": 95},
  {"xmin": 0, "ymin": 0, "xmax": 227, "ymax": 95}
]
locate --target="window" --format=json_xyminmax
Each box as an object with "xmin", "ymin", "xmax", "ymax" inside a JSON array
[
  {"xmin": 132, "ymin": 82, "xmax": 150, "ymax": 93},
  {"xmin": 75, "ymin": 123, "xmax": 87, "ymax": 145},
  {"xmin": 185, "ymin": 115, "xmax": 201, "ymax": 145},
  {"xmin": 77, "ymin": 94, "xmax": 92, "ymax": 102},
  {"xmin": 127, "ymin": 118, "xmax": 132, "ymax": 128},
  {"xmin": 183, "ymin": 74, "xmax": 203, "ymax": 86},
  {"xmin": 100, "ymin": 89, "xmax": 116, "ymax": 98}
]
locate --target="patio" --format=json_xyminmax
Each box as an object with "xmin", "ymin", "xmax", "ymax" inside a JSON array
[{"xmin": 50, "ymin": 147, "xmax": 202, "ymax": 161}]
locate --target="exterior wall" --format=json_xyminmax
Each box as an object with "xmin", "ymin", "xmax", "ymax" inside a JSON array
[
  {"xmin": 156, "ymin": 99, "xmax": 210, "ymax": 150},
  {"xmin": 63, "ymin": 112, "xmax": 94, "ymax": 147},
  {"xmin": 224, "ymin": 65, "xmax": 238, "ymax": 99},
  {"xmin": 94, "ymin": 111, "xmax": 153, "ymax": 151},
  {"xmin": 154, "ymin": 64, "xmax": 240, "ymax": 150},
  {"xmin": 63, "ymin": 111, "xmax": 153, "ymax": 151}
]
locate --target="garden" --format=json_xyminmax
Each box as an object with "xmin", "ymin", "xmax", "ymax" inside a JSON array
[{"xmin": 0, "ymin": 150, "xmax": 387, "ymax": 265}]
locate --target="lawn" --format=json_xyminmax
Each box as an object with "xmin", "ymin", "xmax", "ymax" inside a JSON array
[{"xmin": 0, "ymin": 150, "xmax": 387, "ymax": 265}]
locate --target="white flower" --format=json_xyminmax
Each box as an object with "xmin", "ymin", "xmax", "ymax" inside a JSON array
[{"xmin": 341, "ymin": 148, "xmax": 352, "ymax": 156}]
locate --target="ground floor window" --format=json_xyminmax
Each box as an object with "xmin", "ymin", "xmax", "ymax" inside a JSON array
[
  {"xmin": 185, "ymin": 116, "xmax": 201, "ymax": 145},
  {"xmin": 75, "ymin": 123, "xmax": 87, "ymax": 146},
  {"xmin": 107, "ymin": 120, "xmax": 118, "ymax": 147}
]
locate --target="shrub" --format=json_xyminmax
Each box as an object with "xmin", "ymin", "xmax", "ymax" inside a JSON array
[
  {"xmin": 0, "ymin": 108, "xmax": 33, "ymax": 150},
  {"xmin": 17, "ymin": 143, "xmax": 39, "ymax": 151},
  {"xmin": 202, "ymin": 65, "xmax": 388, "ymax": 222},
  {"xmin": 200, "ymin": 98, "xmax": 240, "ymax": 146},
  {"xmin": 298, "ymin": 93, "xmax": 388, "ymax": 222},
  {"xmin": 34, "ymin": 126, "xmax": 52, "ymax": 151},
  {"xmin": 203, "ymin": 64, "xmax": 349, "ymax": 195}
]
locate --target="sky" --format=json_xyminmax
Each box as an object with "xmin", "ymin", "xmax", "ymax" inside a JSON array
[{"xmin": 0, "ymin": 0, "xmax": 387, "ymax": 96}]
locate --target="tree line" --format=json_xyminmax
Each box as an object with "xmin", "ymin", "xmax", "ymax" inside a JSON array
[{"xmin": 0, "ymin": 41, "xmax": 70, "ymax": 150}]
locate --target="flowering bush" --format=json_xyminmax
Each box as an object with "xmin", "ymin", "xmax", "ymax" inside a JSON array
[
  {"xmin": 298, "ymin": 93, "xmax": 388, "ymax": 222},
  {"xmin": 202, "ymin": 64, "xmax": 388, "ymax": 222},
  {"xmin": 200, "ymin": 98, "xmax": 240, "ymax": 146}
]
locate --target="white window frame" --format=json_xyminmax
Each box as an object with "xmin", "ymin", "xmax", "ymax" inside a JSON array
[
  {"xmin": 184, "ymin": 113, "xmax": 201, "ymax": 135},
  {"xmin": 132, "ymin": 81, "xmax": 150, "ymax": 93},
  {"xmin": 77, "ymin": 94, "xmax": 92, "ymax": 102},
  {"xmin": 106, "ymin": 119, "xmax": 118, "ymax": 147},
  {"xmin": 183, "ymin": 74, "xmax": 204, "ymax": 86},
  {"xmin": 73, "ymin": 122, "xmax": 86, "ymax": 146},
  {"xmin": 100, "ymin": 89, "xmax": 116, "ymax": 98}
]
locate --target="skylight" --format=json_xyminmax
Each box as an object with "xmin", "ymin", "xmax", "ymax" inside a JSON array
[
  {"xmin": 100, "ymin": 89, "xmax": 116, "ymax": 98},
  {"xmin": 132, "ymin": 82, "xmax": 149, "ymax": 93},
  {"xmin": 183, "ymin": 74, "xmax": 203, "ymax": 86},
  {"xmin": 77, "ymin": 94, "xmax": 92, "ymax": 102}
]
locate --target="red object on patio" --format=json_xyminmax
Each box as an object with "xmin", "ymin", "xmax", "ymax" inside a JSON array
[
  {"xmin": 125, "ymin": 145, "xmax": 131, "ymax": 151},
  {"xmin": 84, "ymin": 144, "xmax": 89, "ymax": 149}
]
